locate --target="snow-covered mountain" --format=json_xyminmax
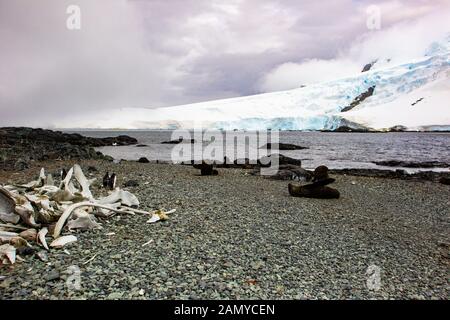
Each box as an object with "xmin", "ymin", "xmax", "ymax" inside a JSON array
[{"xmin": 61, "ymin": 38, "xmax": 450, "ymax": 131}]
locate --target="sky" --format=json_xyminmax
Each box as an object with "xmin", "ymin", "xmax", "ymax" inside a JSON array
[{"xmin": 0, "ymin": 0, "xmax": 450, "ymax": 127}]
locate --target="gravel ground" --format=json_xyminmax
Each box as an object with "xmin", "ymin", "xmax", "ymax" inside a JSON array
[{"xmin": 1, "ymin": 160, "xmax": 449, "ymax": 300}]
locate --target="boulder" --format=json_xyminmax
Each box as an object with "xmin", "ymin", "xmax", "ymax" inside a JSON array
[
  {"xmin": 138, "ymin": 157, "xmax": 150, "ymax": 163},
  {"xmin": 123, "ymin": 180, "xmax": 139, "ymax": 188},
  {"xmin": 260, "ymin": 143, "xmax": 308, "ymax": 150},
  {"xmin": 193, "ymin": 161, "xmax": 218, "ymax": 176},
  {"xmin": 373, "ymin": 160, "xmax": 449, "ymax": 168}
]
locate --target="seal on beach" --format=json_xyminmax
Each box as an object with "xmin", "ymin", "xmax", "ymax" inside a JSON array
[
  {"xmin": 288, "ymin": 165, "xmax": 340, "ymax": 199},
  {"xmin": 193, "ymin": 161, "xmax": 218, "ymax": 176},
  {"xmin": 311, "ymin": 165, "xmax": 336, "ymax": 186}
]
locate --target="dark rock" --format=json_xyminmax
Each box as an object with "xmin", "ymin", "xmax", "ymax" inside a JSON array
[
  {"xmin": 330, "ymin": 168, "xmax": 450, "ymax": 182},
  {"xmin": 136, "ymin": 144, "xmax": 148, "ymax": 147},
  {"xmin": 361, "ymin": 61, "xmax": 377, "ymax": 72},
  {"xmin": 259, "ymin": 154, "xmax": 302, "ymax": 167},
  {"xmin": 256, "ymin": 165, "xmax": 312, "ymax": 181},
  {"xmin": 14, "ymin": 159, "xmax": 29, "ymax": 171},
  {"xmin": 373, "ymin": 160, "xmax": 449, "ymax": 168},
  {"xmin": 87, "ymin": 166, "xmax": 98, "ymax": 173},
  {"xmin": 161, "ymin": 138, "xmax": 196, "ymax": 144},
  {"xmin": 0, "ymin": 127, "xmax": 137, "ymax": 171},
  {"xmin": 333, "ymin": 126, "xmax": 370, "ymax": 132},
  {"xmin": 411, "ymin": 97, "xmax": 424, "ymax": 106},
  {"xmin": 341, "ymin": 86, "xmax": 375, "ymax": 112},
  {"xmin": 213, "ymin": 153, "xmax": 302, "ymax": 170},
  {"xmin": 388, "ymin": 125, "xmax": 408, "ymax": 132},
  {"xmin": 439, "ymin": 177, "xmax": 450, "ymax": 185},
  {"xmin": 124, "ymin": 180, "xmax": 139, "ymax": 187},
  {"xmin": 16, "ymin": 247, "xmax": 36, "ymax": 256},
  {"xmin": 138, "ymin": 157, "xmax": 150, "ymax": 163},
  {"xmin": 193, "ymin": 161, "xmax": 219, "ymax": 176},
  {"xmin": 45, "ymin": 270, "xmax": 60, "ymax": 282},
  {"xmin": 260, "ymin": 143, "xmax": 308, "ymax": 150}
]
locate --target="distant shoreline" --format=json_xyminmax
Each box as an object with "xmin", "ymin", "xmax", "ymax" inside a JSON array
[{"xmin": 62, "ymin": 128, "xmax": 450, "ymax": 133}]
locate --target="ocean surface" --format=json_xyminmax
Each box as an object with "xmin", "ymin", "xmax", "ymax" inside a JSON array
[{"xmin": 68, "ymin": 130, "xmax": 450, "ymax": 172}]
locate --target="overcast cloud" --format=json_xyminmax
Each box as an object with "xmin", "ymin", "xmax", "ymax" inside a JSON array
[{"xmin": 0, "ymin": 0, "xmax": 449, "ymax": 126}]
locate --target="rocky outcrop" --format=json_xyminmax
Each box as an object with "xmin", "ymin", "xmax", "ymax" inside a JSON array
[
  {"xmin": 0, "ymin": 127, "xmax": 137, "ymax": 147},
  {"xmin": 0, "ymin": 127, "xmax": 137, "ymax": 171},
  {"xmin": 332, "ymin": 126, "xmax": 370, "ymax": 133},
  {"xmin": 252, "ymin": 164, "xmax": 312, "ymax": 181},
  {"xmin": 138, "ymin": 157, "xmax": 150, "ymax": 163},
  {"xmin": 361, "ymin": 60, "xmax": 377, "ymax": 72},
  {"xmin": 161, "ymin": 138, "xmax": 196, "ymax": 144},
  {"xmin": 193, "ymin": 161, "xmax": 218, "ymax": 176},
  {"xmin": 258, "ymin": 154, "xmax": 302, "ymax": 167},
  {"xmin": 330, "ymin": 168, "xmax": 450, "ymax": 182},
  {"xmin": 373, "ymin": 160, "xmax": 449, "ymax": 168},
  {"xmin": 341, "ymin": 86, "xmax": 375, "ymax": 112},
  {"xmin": 260, "ymin": 143, "xmax": 308, "ymax": 150},
  {"xmin": 388, "ymin": 125, "xmax": 408, "ymax": 132}
]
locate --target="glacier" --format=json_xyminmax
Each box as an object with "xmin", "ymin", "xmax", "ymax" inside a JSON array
[{"xmin": 59, "ymin": 39, "xmax": 450, "ymax": 131}]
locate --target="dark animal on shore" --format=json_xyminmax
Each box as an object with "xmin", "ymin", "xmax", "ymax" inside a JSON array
[
  {"xmin": 288, "ymin": 183, "xmax": 340, "ymax": 199},
  {"xmin": 288, "ymin": 165, "xmax": 340, "ymax": 199},
  {"xmin": 61, "ymin": 168, "xmax": 68, "ymax": 180},
  {"xmin": 109, "ymin": 173, "xmax": 117, "ymax": 190},
  {"xmin": 193, "ymin": 161, "xmax": 218, "ymax": 176},
  {"xmin": 312, "ymin": 165, "xmax": 336, "ymax": 186},
  {"xmin": 103, "ymin": 172, "xmax": 110, "ymax": 188}
]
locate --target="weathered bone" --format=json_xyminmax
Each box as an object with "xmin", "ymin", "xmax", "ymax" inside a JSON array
[
  {"xmin": 50, "ymin": 235, "xmax": 77, "ymax": 248},
  {"xmin": 0, "ymin": 187, "xmax": 20, "ymax": 224},
  {"xmin": 147, "ymin": 209, "xmax": 176, "ymax": 223},
  {"xmin": 67, "ymin": 209, "xmax": 102, "ymax": 231},
  {"xmin": 46, "ymin": 174, "xmax": 54, "ymax": 186},
  {"xmin": 37, "ymin": 227, "xmax": 49, "ymax": 251},
  {"xmin": 15, "ymin": 205, "xmax": 40, "ymax": 228},
  {"xmin": 0, "ymin": 231, "xmax": 19, "ymax": 242},
  {"xmin": 0, "ymin": 244, "xmax": 16, "ymax": 264},
  {"xmin": 37, "ymin": 185, "xmax": 60, "ymax": 196},
  {"xmin": 9, "ymin": 236, "xmax": 28, "ymax": 248},
  {"xmin": 0, "ymin": 224, "xmax": 28, "ymax": 231},
  {"xmin": 19, "ymin": 229, "xmax": 38, "ymax": 242},
  {"xmin": 97, "ymin": 189, "xmax": 139, "ymax": 207},
  {"xmin": 53, "ymin": 202, "xmax": 138, "ymax": 238},
  {"xmin": 73, "ymin": 164, "xmax": 94, "ymax": 200},
  {"xmin": 39, "ymin": 168, "xmax": 46, "ymax": 186},
  {"xmin": 60, "ymin": 167, "xmax": 74, "ymax": 191}
]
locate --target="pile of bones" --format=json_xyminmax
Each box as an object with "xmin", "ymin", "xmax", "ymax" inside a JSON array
[{"xmin": 0, "ymin": 164, "xmax": 174, "ymax": 265}]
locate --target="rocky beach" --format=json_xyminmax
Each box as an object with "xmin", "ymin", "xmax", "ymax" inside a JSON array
[{"xmin": 0, "ymin": 128, "xmax": 449, "ymax": 300}]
